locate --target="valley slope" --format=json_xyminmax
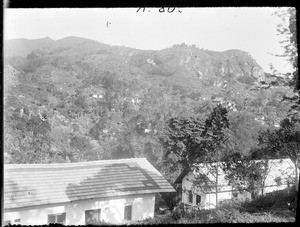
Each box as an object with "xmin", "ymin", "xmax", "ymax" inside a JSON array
[{"xmin": 4, "ymin": 36, "xmax": 297, "ymax": 181}]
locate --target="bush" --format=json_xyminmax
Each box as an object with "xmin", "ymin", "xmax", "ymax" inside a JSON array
[
  {"xmin": 138, "ymin": 202, "xmax": 295, "ymax": 224},
  {"xmin": 241, "ymin": 186, "xmax": 297, "ymax": 213},
  {"xmin": 130, "ymin": 52, "xmax": 150, "ymax": 67},
  {"xmin": 139, "ymin": 187, "xmax": 297, "ymax": 224},
  {"xmin": 159, "ymin": 192, "xmax": 177, "ymax": 210},
  {"xmin": 196, "ymin": 206, "xmax": 292, "ymax": 223},
  {"xmin": 147, "ymin": 65, "xmax": 176, "ymax": 77},
  {"xmin": 171, "ymin": 202, "xmax": 186, "ymax": 220},
  {"xmin": 136, "ymin": 214, "xmax": 175, "ymax": 225},
  {"xmin": 237, "ymin": 75, "xmax": 255, "ymax": 85}
]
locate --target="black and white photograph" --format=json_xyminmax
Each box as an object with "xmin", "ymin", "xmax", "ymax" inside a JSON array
[{"xmin": 3, "ymin": 7, "xmax": 299, "ymax": 225}]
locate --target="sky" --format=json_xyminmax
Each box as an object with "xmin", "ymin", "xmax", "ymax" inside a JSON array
[{"xmin": 4, "ymin": 7, "xmax": 294, "ymax": 73}]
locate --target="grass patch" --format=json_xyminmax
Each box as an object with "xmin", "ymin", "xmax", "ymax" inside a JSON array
[
  {"xmin": 241, "ymin": 186, "xmax": 297, "ymax": 215},
  {"xmin": 137, "ymin": 187, "xmax": 297, "ymax": 224}
]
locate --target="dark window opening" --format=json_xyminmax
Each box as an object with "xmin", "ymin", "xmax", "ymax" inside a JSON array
[
  {"xmin": 196, "ymin": 195, "xmax": 201, "ymax": 204},
  {"xmin": 124, "ymin": 205, "xmax": 132, "ymax": 221},
  {"xmin": 188, "ymin": 190, "xmax": 193, "ymax": 204},
  {"xmin": 85, "ymin": 209, "xmax": 101, "ymax": 225},
  {"xmin": 232, "ymin": 191, "xmax": 238, "ymax": 198},
  {"xmin": 176, "ymin": 186, "xmax": 182, "ymax": 201},
  {"xmin": 48, "ymin": 213, "xmax": 66, "ymax": 225}
]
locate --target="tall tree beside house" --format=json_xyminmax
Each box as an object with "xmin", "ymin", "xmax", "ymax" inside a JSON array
[
  {"xmin": 160, "ymin": 105, "xmax": 229, "ymax": 174},
  {"xmin": 221, "ymin": 153, "xmax": 270, "ymax": 199},
  {"xmin": 158, "ymin": 110, "xmax": 208, "ymax": 209},
  {"xmin": 193, "ymin": 105, "xmax": 230, "ymax": 208},
  {"xmin": 159, "ymin": 116, "xmax": 203, "ymax": 182},
  {"xmin": 201, "ymin": 104, "xmax": 230, "ymax": 161},
  {"xmin": 160, "ymin": 105, "xmax": 230, "ymax": 208}
]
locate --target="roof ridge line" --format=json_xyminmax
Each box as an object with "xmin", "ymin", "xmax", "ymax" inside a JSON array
[{"xmin": 4, "ymin": 157, "xmax": 148, "ymax": 168}]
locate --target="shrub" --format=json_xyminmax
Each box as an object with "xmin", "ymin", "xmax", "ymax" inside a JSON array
[
  {"xmin": 147, "ymin": 65, "xmax": 176, "ymax": 77},
  {"xmin": 241, "ymin": 186, "xmax": 297, "ymax": 213},
  {"xmin": 202, "ymin": 206, "xmax": 292, "ymax": 223},
  {"xmin": 171, "ymin": 202, "xmax": 186, "ymax": 220},
  {"xmin": 136, "ymin": 214, "xmax": 175, "ymax": 225},
  {"xmin": 140, "ymin": 187, "xmax": 297, "ymax": 224},
  {"xmin": 237, "ymin": 75, "xmax": 255, "ymax": 85},
  {"xmin": 138, "ymin": 201, "xmax": 295, "ymax": 224},
  {"xmin": 130, "ymin": 52, "xmax": 150, "ymax": 67}
]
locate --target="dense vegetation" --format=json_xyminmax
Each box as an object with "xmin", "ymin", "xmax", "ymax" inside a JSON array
[
  {"xmin": 4, "ymin": 33, "xmax": 298, "ymax": 182},
  {"xmin": 3, "ymin": 7, "xmax": 298, "ymax": 223},
  {"xmin": 137, "ymin": 186, "xmax": 297, "ymax": 224},
  {"xmin": 3, "ymin": 9, "xmax": 298, "ymax": 214}
]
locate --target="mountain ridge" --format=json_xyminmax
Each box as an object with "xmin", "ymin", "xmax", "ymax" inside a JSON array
[
  {"xmin": 4, "ymin": 36, "xmax": 262, "ymax": 62},
  {"xmin": 5, "ymin": 36, "xmax": 266, "ymax": 86},
  {"xmin": 4, "ymin": 35, "xmax": 297, "ymax": 168}
]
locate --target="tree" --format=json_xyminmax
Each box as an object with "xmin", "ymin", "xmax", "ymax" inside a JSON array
[
  {"xmin": 273, "ymin": 7, "xmax": 299, "ymax": 121},
  {"xmin": 222, "ymin": 153, "xmax": 270, "ymax": 199},
  {"xmin": 273, "ymin": 7, "xmax": 298, "ymax": 91},
  {"xmin": 227, "ymin": 110, "xmax": 264, "ymax": 156},
  {"xmin": 160, "ymin": 105, "xmax": 230, "ymax": 208},
  {"xmin": 193, "ymin": 105, "xmax": 229, "ymax": 208},
  {"xmin": 222, "ymin": 117, "xmax": 299, "ymax": 200},
  {"xmin": 160, "ymin": 115, "xmax": 206, "ymax": 180},
  {"xmin": 257, "ymin": 118, "xmax": 300, "ymax": 190},
  {"xmin": 4, "ymin": 111, "xmax": 54, "ymax": 164}
]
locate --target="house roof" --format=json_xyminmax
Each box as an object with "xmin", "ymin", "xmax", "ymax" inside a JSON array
[
  {"xmin": 174, "ymin": 158, "xmax": 296, "ymax": 188},
  {"xmin": 174, "ymin": 167, "xmax": 190, "ymax": 184},
  {"xmin": 4, "ymin": 158, "xmax": 175, "ymax": 210}
]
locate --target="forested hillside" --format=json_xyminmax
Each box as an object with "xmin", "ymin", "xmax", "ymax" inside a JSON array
[{"xmin": 4, "ymin": 36, "xmax": 298, "ymax": 182}]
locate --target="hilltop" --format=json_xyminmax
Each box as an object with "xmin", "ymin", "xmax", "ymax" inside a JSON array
[
  {"xmin": 5, "ymin": 36, "xmax": 270, "ymax": 96},
  {"xmin": 4, "ymin": 36, "xmax": 297, "ymax": 180}
]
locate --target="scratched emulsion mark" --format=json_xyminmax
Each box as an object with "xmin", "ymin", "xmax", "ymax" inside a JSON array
[{"xmin": 106, "ymin": 21, "xmax": 111, "ymax": 28}]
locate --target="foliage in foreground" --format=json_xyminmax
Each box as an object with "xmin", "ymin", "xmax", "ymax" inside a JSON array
[
  {"xmin": 137, "ymin": 208, "xmax": 294, "ymax": 224},
  {"xmin": 240, "ymin": 186, "xmax": 297, "ymax": 214},
  {"xmin": 136, "ymin": 187, "xmax": 297, "ymax": 224}
]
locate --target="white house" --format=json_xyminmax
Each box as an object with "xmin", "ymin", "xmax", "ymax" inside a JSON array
[
  {"xmin": 4, "ymin": 158, "xmax": 175, "ymax": 225},
  {"xmin": 174, "ymin": 158, "xmax": 298, "ymax": 210}
]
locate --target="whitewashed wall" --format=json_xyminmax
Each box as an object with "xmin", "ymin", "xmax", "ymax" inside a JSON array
[
  {"xmin": 4, "ymin": 193, "xmax": 155, "ymax": 225},
  {"xmin": 181, "ymin": 172, "xmax": 234, "ymax": 209},
  {"xmin": 180, "ymin": 159, "xmax": 297, "ymax": 209}
]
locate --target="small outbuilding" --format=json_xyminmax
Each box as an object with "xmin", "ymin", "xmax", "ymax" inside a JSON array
[
  {"xmin": 174, "ymin": 158, "xmax": 298, "ymax": 210},
  {"xmin": 4, "ymin": 158, "xmax": 175, "ymax": 225}
]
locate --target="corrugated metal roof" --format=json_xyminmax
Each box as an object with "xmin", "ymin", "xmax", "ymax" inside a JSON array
[{"xmin": 4, "ymin": 158, "xmax": 175, "ymax": 210}]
